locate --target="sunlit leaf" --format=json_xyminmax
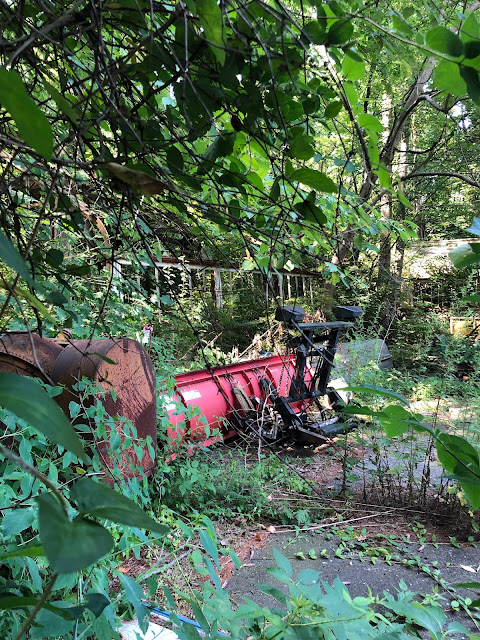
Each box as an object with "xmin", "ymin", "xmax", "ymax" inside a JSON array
[
  {"xmin": 0, "ymin": 68, "xmax": 53, "ymax": 160},
  {"xmin": 449, "ymin": 242, "xmax": 480, "ymax": 269},
  {"xmin": 339, "ymin": 384, "xmax": 410, "ymax": 406},
  {"xmin": 433, "ymin": 60, "xmax": 467, "ymax": 95},
  {"xmin": 195, "ymin": 0, "xmax": 225, "ymax": 65},
  {"xmin": 467, "ymin": 217, "xmax": 480, "ymax": 236},
  {"xmin": 460, "ymin": 13, "xmax": 480, "ymax": 43},
  {"xmin": 342, "ymin": 56, "xmax": 365, "ymax": 81},
  {"xmin": 0, "ymin": 373, "xmax": 86, "ymax": 461},
  {"xmin": 358, "ymin": 113, "xmax": 383, "ymax": 133},
  {"xmin": 326, "ymin": 19, "xmax": 353, "ymax": 45},
  {"xmin": 426, "ymin": 26, "xmax": 463, "ymax": 58}
]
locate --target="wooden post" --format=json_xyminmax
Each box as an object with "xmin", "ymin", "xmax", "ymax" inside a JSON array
[
  {"xmin": 287, "ymin": 275, "xmax": 292, "ymax": 299},
  {"xmin": 187, "ymin": 267, "xmax": 193, "ymax": 295},
  {"xmin": 278, "ymin": 274, "xmax": 284, "ymax": 302},
  {"xmin": 112, "ymin": 261, "xmax": 123, "ymax": 301},
  {"xmin": 214, "ymin": 269, "xmax": 223, "ymax": 309},
  {"xmin": 154, "ymin": 267, "xmax": 162, "ymax": 321}
]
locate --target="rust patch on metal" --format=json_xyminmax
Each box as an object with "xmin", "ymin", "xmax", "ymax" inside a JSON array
[
  {"xmin": 0, "ymin": 332, "xmax": 63, "ymax": 380},
  {"xmin": 52, "ymin": 338, "xmax": 157, "ymax": 478},
  {"xmin": 0, "ymin": 332, "xmax": 157, "ymax": 480}
]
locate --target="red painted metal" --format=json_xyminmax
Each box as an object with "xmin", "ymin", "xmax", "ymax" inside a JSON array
[{"xmin": 165, "ymin": 354, "xmax": 313, "ymax": 446}]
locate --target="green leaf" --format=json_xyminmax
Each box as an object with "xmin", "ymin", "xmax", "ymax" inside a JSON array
[
  {"xmin": 426, "ymin": 26, "xmax": 464, "ymax": 58},
  {"xmin": 449, "ymin": 242, "xmax": 480, "ymax": 268},
  {"xmin": 1, "ymin": 507, "xmax": 35, "ymax": 536},
  {"xmin": 37, "ymin": 494, "xmax": 113, "ymax": 573},
  {"xmin": 195, "ymin": 0, "xmax": 225, "ymax": 65},
  {"xmin": 294, "ymin": 192, "xmax": 327, "ymax": 224},
  {"xmin": 326, "ymin": 19, "xmax": 354, "ymax": 45},
  {"xmin": 398, "ymin": 191, "xmax": 413, "ymax": 210},
  {"xmin": 339, "ymin": 384, "xmax": 410, "ymax": 406},
  {"xmin": 391, "ymin": 13, "xmax": 413, "ymax": 36},
  {"xmin": 167, "ymin": 147, "xmax": 184, "ymax": 174},
  {"xmin": 200, "ymin": 529, "xmax": 220, "ymax": 569},
  {"xmin": 42, "ymin": 79, "xmax": 78, "ymax": 125},
  {"xmin": 270, "ymin": 176, "xmax": 281, "ymax": 201},
  {"xmin": 342, "ymin": 405, "xmax": 378, "ymax": 416},
  {"xmin": 380, "ymin": 405, "xmax": 412, "ymax": 419},
  {"xmin": 377, "ymin": 162, "xmax": 391, "ymax": 189},
  {"xmin": 357, "ymin": 113, "xmax": 383, "ymax": 133},
  {"xmin": 228, "ymin": 548, "xmax": 241, "ymax": 569},
  {"xmin": 30, "ymin": 608, "xmax": 75, "ymax": 638},
  {"xmin": 453, "ymin": 581, "xmax": 480, "ymax": 589},
  {"xmin": 298, "ymin": 568, "xmax": 320, "ymax": 584},
  {"xmin": 3, "ymin": 283, "xmax": 56, "ymax": 324},
  {"xmin": 433, "ymin": 59, "xmax": 467, "ymax": 95},
  {"xmin": 303, "ymin": 21, "xmax": 326, "ymax": 45},
  {"xmin": 258, "ymin": 584, "xmax": 288, "ymax": 605},
  {"xmin": 464, "ymin": 41, "xmax": 480, "ymax": 60},
  {"xmin": 460, "ymin": 66, "xmax": 480, "ymax": 105},
  {"xmin": 367, "ymin": 133, "xmax": 379, "ymax": 165},
  {"xmin": 203, "ymin": 132, "xmax": 236, "ymax": 164},
  {"xmin": 343, "ymin": 83, "xmax": 359, "ymax": 109},
  {"xmin": 460, "ymin": 294, "xmax": 480, "ymax": 303},
  {"xmin": 266, "ymin": 566, "xmax": 291, "ymax": 584},
  {"xmin": 0, "ymin": 545, "xmax": 44, "ymax": 560},
  {"xmin": 119, "ymin": 574, "xmax": 149, "ymax": 632},
  {"xmin": 0, "ymin": 596, "xmax": 65, "ymax": 615},
  {"xmin": 382, "ymin": 419, "xmax": 412, "ymax": 438},
  {"xmin": 461, "ymin": 13, "xmax": 480, "ymax": 43},
  {"xmin": 0, "ymin": 231, "xmax": 34, "ymax": 285},
  {"xmin": 291, "ymin": 168, "xmax": 337, "ymax": 193},
  {"xmin": 0, "ymin": 373, "xmax": 86, "ymax": 461},
  {"xmin": 342, "ymin": 56, "xmax": 365, "ymax": 81},
  {"xmin": 63, "ymin": 593, "xmax": 110, "ymax": 620},
  {"xmin": 0, "ymin": 69, "xmax": 53, "ymax": 160},
  {"xmin": 325, "ymin": 100, "xmax": 343, "ymax": 118},
  {"xmin": 273, "ymin": 547, "xmax": 293, "ymax": 578},
  {"xmin": 436, "ymin": 433, "xmax": 479, "ymax": 474},
  {"xmin": 70, "ymin": 478, "xmax": 169, "ymax": 534},
  {"xmin": 288, "ymin": 135, "xmax": 315, "ymax": 160}
]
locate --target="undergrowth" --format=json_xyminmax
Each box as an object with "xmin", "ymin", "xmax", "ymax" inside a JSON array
[{"xmin": 153, "ymin": 450, "xmax": 316, "ymax": 525}]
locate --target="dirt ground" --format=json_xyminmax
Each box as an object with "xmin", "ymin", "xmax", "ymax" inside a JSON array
[{"xmin": 115, "ymin": 434, "xmax": 480, "ymax": 638}]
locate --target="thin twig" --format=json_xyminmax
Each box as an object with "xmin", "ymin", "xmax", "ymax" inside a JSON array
[
  {"xmin": 0, "ymin": 444, "xmax": 69, "ymax": 512},
  {"xmin": 13, "ymin": 572, "xmax": 58, "ymax": 640}
]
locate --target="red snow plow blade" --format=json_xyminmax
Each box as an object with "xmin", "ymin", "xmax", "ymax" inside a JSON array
[{"xmin": 164, "ymin": 353, "xmax": 313, "ymax": 446}]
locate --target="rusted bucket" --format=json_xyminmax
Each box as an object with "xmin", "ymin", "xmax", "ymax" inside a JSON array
[{"xmin": 51, "ymin": 338, "xmax": 157, "ymax": 478}]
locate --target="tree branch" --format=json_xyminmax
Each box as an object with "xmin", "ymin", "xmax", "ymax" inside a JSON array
[{"xmin": 403, "ymin": 170, "xmax": 480, "ymax": 188}]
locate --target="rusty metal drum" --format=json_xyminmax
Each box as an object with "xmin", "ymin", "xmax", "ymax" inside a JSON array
[
  {"xmin": 51, "ymin": 338, "xmax": 157, "ymax": 478},
  {"xmin": 0, "ymin": 332, "xmax": 63, "ymax": 380}
]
